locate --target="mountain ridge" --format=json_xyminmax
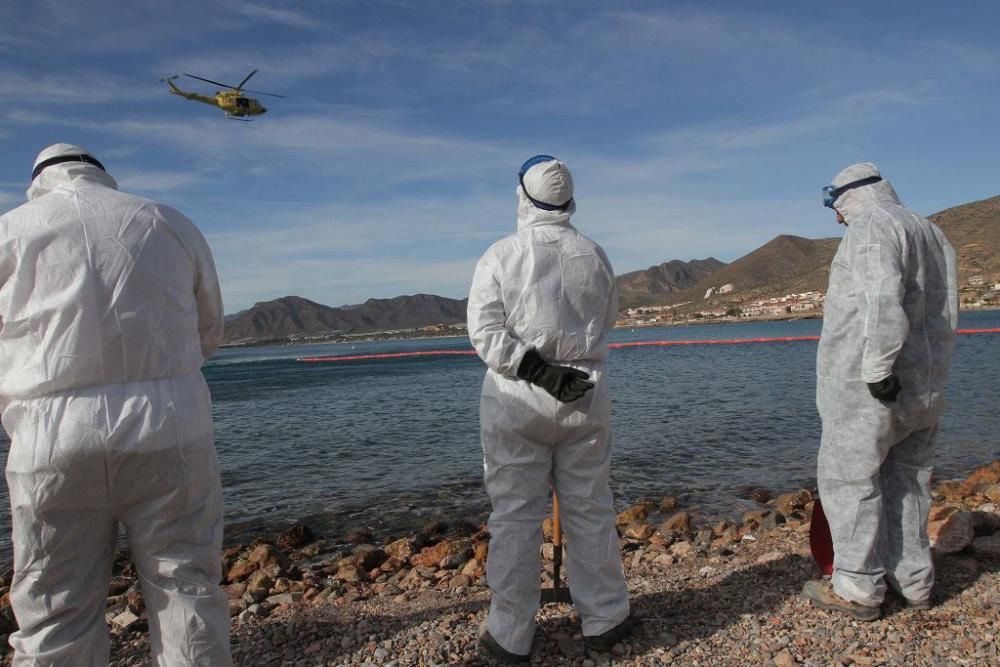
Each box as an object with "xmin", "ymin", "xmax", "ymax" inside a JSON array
[{"xmin": 222, "ymin": 194, "xmax": 999, "ymax": 342}]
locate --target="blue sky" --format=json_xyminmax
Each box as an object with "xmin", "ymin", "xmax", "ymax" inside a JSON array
[{"xmin": 2, "ymin": 1, "xmax": 998, "ymax": 313}]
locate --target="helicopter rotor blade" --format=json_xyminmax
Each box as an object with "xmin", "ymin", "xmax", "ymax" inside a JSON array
[
  {"xmin": 241, "ymin": 89, "xmax": 287, "ymax": 98},
  {"xmin": 183, "ymin": 73, "xmax": 239, "ymax": 89},
  {"xmin": 236, "ymin": 69, "xmax": 258, "ymax": 90}
]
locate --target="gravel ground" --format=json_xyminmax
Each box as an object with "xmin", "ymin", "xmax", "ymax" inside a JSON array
[
  {"xmin": 105, "ymin": 520, "xmax": 999, "ymax": 667},
  {"xmin": 3, "ymin": 462, "xmax": 998, "ymax": 666},
  {"xmin": 101, "ymin": 461, "xmax": 1000, "ymax": 667}
]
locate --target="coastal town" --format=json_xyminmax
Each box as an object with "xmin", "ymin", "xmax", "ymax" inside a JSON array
[{"xmin": 618, "ymin": 274, "xmax": 1000, "ymax": 329}]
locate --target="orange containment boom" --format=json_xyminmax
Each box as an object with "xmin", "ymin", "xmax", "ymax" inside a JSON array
[{"xmin": 297, "ymin": 328, "xmax": 1000, "ymax": 363}]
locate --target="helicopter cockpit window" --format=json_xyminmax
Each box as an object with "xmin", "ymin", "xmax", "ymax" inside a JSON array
[{"xmin": 236, "ymin": 98, "xmax": 250, "ymax": 108}]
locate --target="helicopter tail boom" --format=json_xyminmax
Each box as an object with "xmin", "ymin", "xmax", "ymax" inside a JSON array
[{"xmin": 162, "ymin": 76, "xmax": 219, "ymax": 107}]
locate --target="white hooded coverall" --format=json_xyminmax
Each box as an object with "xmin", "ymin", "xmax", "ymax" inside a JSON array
[
  {"xmin": 0, "ymin": 145, "xmax": 232, "ymax": 665},
  {"xmin": 816, "ymin": 163, "xmax": 958, "ymax": 607},
  {"xmin": 467, "ymin": 160, "xmax": 629, "ymax": 656}
]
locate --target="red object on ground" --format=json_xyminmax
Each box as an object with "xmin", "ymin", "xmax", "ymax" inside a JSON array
[
  {"xmin": 810, "ymin": 498, "xmax": 834, "ymax": 576},
  {"xmin": 297, "ymin": 328, "xmax": 1000, "ymax": 363}
]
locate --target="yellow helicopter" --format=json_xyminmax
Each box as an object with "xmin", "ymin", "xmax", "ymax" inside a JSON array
[{"xmin": 162, "ymin": 70, "xmax": 284, "ymax": 120}]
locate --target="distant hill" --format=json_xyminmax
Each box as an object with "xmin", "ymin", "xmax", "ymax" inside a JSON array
[
  {"xmin": 651, "ymin": 195, "xmax": 1000, "ymax": 312},
  {"xmin": 616, "ymin": 258, "xmax": 726, "ymax": 308},
  {"xmin": 658, "ymin": 235, "xmax": 841, "ymax": 311},
  {"xmin": 222, "ymin": 195, "xmax": 999, "ymax": 343},
  {"xmin": 929, "ymin": 195, "xmax": 1000, "ymax": 285},
  {"xmin": 223, "ymin": 294, "xmax": 467, "ymax": 344}
]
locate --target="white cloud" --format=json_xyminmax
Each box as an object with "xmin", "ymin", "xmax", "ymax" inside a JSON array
[
  {"xmin": 235, "ymin": 3, "xmax": 325, "ymax": 30},
  {"xmin": 0, "ymin": 70, "xmax": 162, "ymax": 105},
  {"xmin": 115, "ymin": 170, "xmax": 200, "ymax": 195}
]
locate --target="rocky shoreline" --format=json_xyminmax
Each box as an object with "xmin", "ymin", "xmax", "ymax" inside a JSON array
[{"xmin": 1, "ymin": 461, "xmax": 998, "ymax": 665}]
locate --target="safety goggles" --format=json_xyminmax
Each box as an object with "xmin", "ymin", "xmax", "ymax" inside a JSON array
[
  {"xmin": 518, "ymin": 154, "xmax": 572, "ymax": 212},
  {"xmin": 822, "ymin": 175, "xmax": 883, "ymax": 209}
]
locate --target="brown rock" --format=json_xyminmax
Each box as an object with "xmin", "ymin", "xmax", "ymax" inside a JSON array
[
  {"xmin": 670, "ymin": 541, "xmax": 694, "ymax": 557},
  {"xmin": 761, "ymin": 511, "xmax": 787, "ymax": 534},
  {"xmin": 648, "ymin": 531, "xmax": 674, "ymax": 551},
  {"xmin": 125, "ymin": 589, "xmax": 144, "ymax": 615},
  {"xmin": 474, "ymin": 541, "xmax": 489, "ymax": 563},
  {"xmin": 659, "ymin": 496, "xmax": 679, "ymax": 512},
  {"xmin": 222, "ymin": 582, "xmax": 246, "ymax": 600},
  {"xmin": 661, "ymin": 511, "xmax": 693, "ymax": 533},
  {"xmin": 448, "ymin": 574, "xmax": 473, "ymax": 589},
  {"xmin": 108, "ymin": 576, "xmax": 132, "ymax": 597},
  {"xmin": 227, "ymin": 598, "xmax": 244, "ymax": 617},
  {"xmin": 542, "ymin": 517, "xmax": 553, "ymax": 540},
  {"xmin": 379, "ymin": 557, "xmax": 405, "ymax": 574},
  {"xmin": 774, "ymin": 649, "xmax": 796, "ymax": 667},
  {"xmin": 277, "ymin": 523, "xmax": 316, "ymax": 551},
  {"xmin": 385, "ymin": 538, "xmax": 415, "ymax": 562},
  {"xmin": 929, "ymin": 505, "xmax": 958, "ymax": 522},
  {"xmin": 353, "ymin": 545, "xmax": 388, "ymax": 571},
  {"xmin": 461, "ymin": 559, "xmax": 483, "ymax": 578},
  {"xmin": 411, "ymin": 539, "xmax": 471, "ymax": 569},
  {"xmin": 616, "ymin": 502, "xmax": 654, "ymax": 526},
  {"xmin": 623, "ymin": 520, "xmax": 654, "ymax": 541},
  {"xmin": 933, "ymin": 480, "xmax": 965, "ymax": 501},
  {"xmin": 960, "ymin": 462, "xmax": 1000, "ymax": 497},
  {"xmin": 774, "ymin": 490, "xmax": 812, "ymax": 515},
  {"xmin": 246, "ymin": 570, "xmax": 274, "ymax": 594},
  {"xmin": 333, "ymin": 564, "xmax": 367, "ymax": 583},
  {"xmin": 226, "ymin": 558, "xmax": 257, "ymax": 582},
  {"xmin": 929, "ymin": 510, "xmax": 975, "ymax": 553},
  {"xmin": 231, "ymin": 542, "xmax": 291, "ymax": 581},
  {"xmin": 983, "ymin": 484, "xmax": 1000, "ymax": 502}
]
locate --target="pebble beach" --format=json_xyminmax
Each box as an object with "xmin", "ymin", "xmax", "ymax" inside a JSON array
[{"xmin": 2, "ymin": 462, "xmax": 998, "ymax": 666}]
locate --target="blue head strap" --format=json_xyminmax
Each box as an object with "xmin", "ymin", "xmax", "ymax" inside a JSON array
[
  {"xmin": 518, "ymin": 154, "xmax": 572, "ymax": 212},
  {"xmin": 823, "ymin": 175, "xmax": 882, "ymax": 209}
]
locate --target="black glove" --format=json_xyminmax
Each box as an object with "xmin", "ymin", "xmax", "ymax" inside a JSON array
[
  {"xmin": 867, "ymin": 375, "xmax": 902, "ymax": 401},
  {"xmin": 516, "ymin": 348, "xmax": 594, "ymax": 403}
]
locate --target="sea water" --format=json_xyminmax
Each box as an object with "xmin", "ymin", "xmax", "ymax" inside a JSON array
[{"xmin": 2, "ymin": 311, "xmax": 999, "ymax": 555}]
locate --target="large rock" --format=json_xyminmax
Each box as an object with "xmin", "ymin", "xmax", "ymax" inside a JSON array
[
  {"xmin": 623, "ymin": 521, "xmax": 654, "ymax": 541},
  {"xmin": 933, "ymin": 479, "xmax": 965, "ymax": 502},
  {"xmin": 385, "ymin": 538, "xmax": 416, "ymax": 562},
  {"xmin": 928, "ymin": 509, "xmax": 975, "ymax": 554},
  {"xmin": 277, "ymin": 523, "xmax": 316, "ymax": 551},
  {"xmin": 972, "ymin": 534, "xmax": 1000, "ymax": 559},
  {"xmin": 226, "ymin": 542, "xmax": 292, "ymax": 582},
  {"xmin": 333, "ymin": 563, "xmax": 366, "ymax": 583},
  {"xmin": 661, "ymin": 512, "xmax": 692, "ymax": 533},
  {"xmin": 616, "ymin": 502, "xmax": 654, "ymax": 526},
  {"xmin": 774, "ymin": 490, "xmax": 812, "ymax": 516},
  {"xmin": 960, "ymin": 462, "xmax": 1000, "ymax": 497},
  {"xmin": 352, "ymin": 545, "xmax": 388, "ymax": 571},
  {"xmin": 410, "ymin": 539, "xmax": 471, "ymax": 569}
]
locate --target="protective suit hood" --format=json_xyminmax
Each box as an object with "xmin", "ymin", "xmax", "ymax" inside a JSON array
[
  {"xmin": 830, "ymin": 162, "xmax": 901, "ymax": 224},
  {"xmin": 27, "ymin": 143, "xmax": 118, "ymax": 201},
  {"xmin": 516, "ymin": 187, "xmax": 576, "ymax": 231}
]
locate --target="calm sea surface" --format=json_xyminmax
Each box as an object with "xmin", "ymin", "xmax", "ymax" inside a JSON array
[{"xmin": 2, "ymin": 311, "xmax": 999, "ymax": 555}]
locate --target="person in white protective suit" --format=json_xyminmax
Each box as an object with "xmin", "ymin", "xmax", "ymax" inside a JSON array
[
  {"xmin": 467, "ymin": 155, "xmax": 632, "ymax": 661},
  {"xmin": 802, "ymin": 162, "xmax": 958, "ymax": 621},
  {"xmin": 0, "ymin": 144, "xmax": 232, "ymax": 665}
]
